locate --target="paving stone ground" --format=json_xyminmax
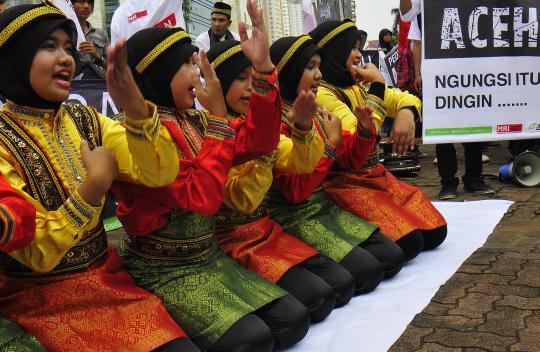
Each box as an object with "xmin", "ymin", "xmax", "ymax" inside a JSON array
[{"xmin": 389, "ymin": 142, "xmax": 540, "ymax": 352}]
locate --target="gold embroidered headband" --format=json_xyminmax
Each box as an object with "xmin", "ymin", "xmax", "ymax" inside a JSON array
[
  {"xmin": 0, "ymin": 6, "xmax": 64, "ymax": 47},
  {"xmin": 276, "ymin": 35, "xmax": 312, "ymax": 74},
  {"xmin": 212, "ymin": 44, "xmax": 243, "ymax": 69},
  {"xmin": 135, "ymin": 31, "xmax": 190, "ymax": 74},
  {"xmin": 317, "ymin": 21, "xmax": 356, "ymax": 48}
]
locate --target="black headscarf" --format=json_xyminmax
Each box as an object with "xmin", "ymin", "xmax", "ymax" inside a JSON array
[
  {"xmin": 379, "ymin": 28, "xmax": 393, "ymax": 53},
  {"xmin": 309, "ymin": 19, "xmax": 366, "ymax": 88},
  {"xmin": 0, "ymin": 3, "xmax": 78, "ymax": 110},
  {"xmin": 269, "ymin": 35, "xmax": 321, "ymax": 102},
  {"xmin": 206, "ymin": 40, "xmax": 251, "ymax": 113},
  {"xmin": 126, "ymin": 27, "xmax": 198, "ymax": 108}
]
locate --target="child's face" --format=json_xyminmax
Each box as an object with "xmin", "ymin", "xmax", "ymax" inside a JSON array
[
  {"xmin": 346, "ymin": 39, "xmax": 362, "ymax": 73},
  {"xmin": 29, "ymin": 28, "xmax": 75, "ymax": 103},
  {"xmin": 297, "ymin": 54, "xmax": 322, "ymax": 96},
  {"xmin": 170, "ymin": 56, "xmax": 197, "ymax": 110},
  {"xmin": 226, "ymin": 66, "xmax": 252, "ymax": 114}
]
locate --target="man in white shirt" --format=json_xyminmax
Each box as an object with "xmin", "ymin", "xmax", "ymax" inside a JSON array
[{"xmin": 195, "ymin": 2, "xmax": 240, "ymax": 52}]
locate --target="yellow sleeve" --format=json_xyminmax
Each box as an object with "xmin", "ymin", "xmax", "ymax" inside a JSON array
[
  {"xmin": 274, "ymin": 126, "xmax": 324, "ymax": 174},
  {"xmin": 382, "ymin": 86, "xmax": 422, "ymax": 121},
  {"xmin": 316, "ymin": 85, "xmax": 359, "ymax": 134},
  {"xmin": 0, "ymin": 154, "xmax": 101, "ymax": 273},
  {"xmin": 100, "ymin": 101, "xmax": 179, "ymax": 187},
  {"xmin": 223, "ymin": 155, "xmax": 276, "ymax": 215}
]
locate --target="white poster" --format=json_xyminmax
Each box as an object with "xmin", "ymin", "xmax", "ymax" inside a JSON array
[
  {"xmin": 48, "ymin": 0, "xmax": 85, "ymax": 46},
  {"xmin": 421, "ymin": 0, "xmax": 540, "ymax": 144},
  {"xmin": 110, "ymin": 0, "xmax": 186, "ymax": 44}
]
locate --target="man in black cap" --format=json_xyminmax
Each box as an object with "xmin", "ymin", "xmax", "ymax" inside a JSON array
[
  {"xmin": 0, "ymin": 0, "xmax": 7, "ymax": 14},
  {"xmin": 195, "ymin": 1, "xmax": 239, "ymax": 52}
]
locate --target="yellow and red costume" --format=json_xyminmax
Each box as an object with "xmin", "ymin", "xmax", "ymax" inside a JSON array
[{"xmin": 317, "ymin": 81, "xmax": 447, "ymax": 241}]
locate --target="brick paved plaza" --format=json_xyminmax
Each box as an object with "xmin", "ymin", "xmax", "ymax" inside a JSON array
[{"xmin": 390, "ymin": 142, "xmax": 540, "ymax": 352}]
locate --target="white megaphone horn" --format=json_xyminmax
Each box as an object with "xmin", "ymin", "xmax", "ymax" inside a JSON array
[{"xmin": 499, "ymin": 151, "xmax": 540, "ymax": 187}]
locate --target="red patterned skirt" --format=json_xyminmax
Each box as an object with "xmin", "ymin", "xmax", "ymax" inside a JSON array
[
  {"xmin": 216, "ymin": 214, "xmax": 318, "ymax": 283},
  {"xmin": 323, "ymin": 163, "xmax": 447, "ymax": 242},
  {"xmin": 0, "ymin": 246, "xmax": 186, "ymax": 352}
]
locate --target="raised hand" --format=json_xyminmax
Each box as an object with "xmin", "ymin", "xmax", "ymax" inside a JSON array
[
  {"xmin": 106, "ymin": 40, "xmax": 149, "ymax": 120},
  {"xmin": 321, "ymin": 110, "xmax": 343, "ymax": 147},
  {"xmin": 354, "ymin": 105, "xmax": 375, "ymax": 131},
  {"xmin": 193, "ymin": 51, "xmax": 227, "ymax": 117},
  {"xmin": 388, "ymin": 108, "xmax": 416, "ymax": 156},
  {"xmin": 78, "ymin": 140, "xmax": 118, "ymax": 206},
  {"xmin": 287, "ymin": 90, "xmax": 316, "ymax": 131},
  {"xmin": 351, "ymin": 63, "xmax": 385, "ymax": 84},
  {"xmin": 238, "ymin": 0, "xmax": 273, "ymax": 73}
]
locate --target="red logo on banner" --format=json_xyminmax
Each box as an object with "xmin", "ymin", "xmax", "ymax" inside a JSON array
[
  {"xmin": 154, "ymin": 13, "xmax": 177, "ymax": 28},
  {"xmin": 496, "ymin": 124, "xmax": 523, "ymax": 133},
  {"xmin": 128, "ymin": 10, "xmax": 148, "ymax": 23}
]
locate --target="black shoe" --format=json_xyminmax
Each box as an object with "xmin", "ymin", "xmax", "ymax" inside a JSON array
[
  {"xmin": 464, "ymin": 178, "xmax": 495, "ymax": 195},
  {"xmin": 439, "ymin": 183, "xmax": 457, "ymax": 200}
]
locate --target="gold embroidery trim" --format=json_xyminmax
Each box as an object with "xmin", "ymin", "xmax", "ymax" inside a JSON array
[
  {"xmin": 317, "ymin": 22, "xmax": 356, "ymax": 48},
  {"xmin": 136, "ymin": 31, "xmax": 190, "ymax": 74},
  {"xmin": 276, "ymin": 35, "xmax": 311, "ymax": 74},
  {"xmin": 212, "ymin": 45, "xmax": 243, "ymax": 69},
  {"xmin": 212, "ymin": 8, "xmax": 231, "ymax": 16},
  {"xmin": 0, "ymin": 6, "xmax": 64, "ymax": 47}
]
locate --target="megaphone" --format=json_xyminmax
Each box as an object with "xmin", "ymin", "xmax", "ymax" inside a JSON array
[{"xmin": 499, "ymin": 151, "xmax": 540, "ymax": 187}]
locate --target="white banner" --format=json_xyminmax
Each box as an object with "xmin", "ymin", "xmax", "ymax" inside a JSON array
[
  {"xmin": 110, "ymin": 0, "xmax": 186, "ymax": 44},
  {"xmin": 48, "ymin": 0, "xmax": 85, "ymax": 46},
  {"xmin": 421, "ymin": 0, "xmax": 540, "ymax": 144}
]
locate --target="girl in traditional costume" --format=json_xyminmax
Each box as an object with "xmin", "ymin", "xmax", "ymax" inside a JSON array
[
  {"xmin": 309, "ymin": 20, "xmax": 447, "ymax": 261},
  {"xmin": 267, "ymin": 35, "xmax": 405, "ymax": 294},
  {"xmin": 113, "ymin": 2, "xmax": 310, "ymax": 351},
  {"xmin": 207, "ymin": 39, "xmax": 356, "ymax": 322},
  {"xmin": 0, "ymin": 2, "xmax": 195, "ymax": 351}
]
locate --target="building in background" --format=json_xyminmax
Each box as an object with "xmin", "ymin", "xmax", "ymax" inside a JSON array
[{"xmin": 288, "ymin": 2, "xmax": 303, "ymax": 36}]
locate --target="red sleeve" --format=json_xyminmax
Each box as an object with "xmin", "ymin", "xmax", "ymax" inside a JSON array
[
  {"xmin": 334, "ymin": 127, "xmax": 377, "ymax": 171},
  {"xmin": 273, "ymin": 145, "xmax": 336, "ymax": 204},
  {"xmin": 113, "ymin": 116, "xmax": 236, "ymax": 236},
  {"xmin": 0, "ymin": 176, "xmax": 36, "ymax": 253},
  {"xmin": 232, "ymin": 69, "xmax": 282, "ymax": 166}
]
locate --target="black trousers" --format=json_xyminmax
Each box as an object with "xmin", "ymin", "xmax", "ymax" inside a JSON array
[
  {"xmin": 153, "ymin": 337, "xmax": 201, "ymax": 352},
  {"xmin": 396, "ymin": 225, "xmax": 448, "ymax": 262},
  {"xmin": 436, "ymin": 142, "xmax": 484, "ymax": 184},
  {"xmin": 339, "ymin": 245, "xmax": 384, "ymax": 295},
  {"xmin": 359, "ymin": 231, "xmax": 405, "ymax": 279},
  {"xmin": 277, "ymin": 262, "xmax": 336, "ymax": 323},
  {"xmin": 297, "ymin": 254, "xmax": 355, "ymax": 308},
  {"xmin": 209, "ymin": 295, "xmax": 309, "ymax": 352}
]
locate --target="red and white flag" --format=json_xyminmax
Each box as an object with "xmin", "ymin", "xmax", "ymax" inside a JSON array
[{"xmin": 111, "ymin": 0, "xmax": 186, "ymax": 44}]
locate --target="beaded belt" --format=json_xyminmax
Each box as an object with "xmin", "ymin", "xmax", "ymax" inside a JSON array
[
  {"xmin": 215, "ymin": 205, "xmax": 267, "ymax": 227},
  {"xmin": 0, "ymin": 226, "xmax": 108, "ymax": 277},
  {"xmin": 121, "ymin": 232, "xmax": 215, "ymax": 262}
]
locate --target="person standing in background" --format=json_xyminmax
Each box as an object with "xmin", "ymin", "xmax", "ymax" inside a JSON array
[
  {"xmin": 195, "ymin": 1, "xmax": 239, "ymax": 52},
  {"xmin": 71, "ymin": 0, "xmax": 109, "ymax": 79}
]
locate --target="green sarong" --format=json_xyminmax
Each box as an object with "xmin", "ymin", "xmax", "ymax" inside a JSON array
[
  {"xmin": 266, "ymin": 188, "xmax": 377, "ymax": 262},
  {"xmin": 0, "ymin": 317, "xmax": 46, "ymax": 352},
  {"xmin": 120, "ymin": 209, "xmax": 286, "ymax": 350}
]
